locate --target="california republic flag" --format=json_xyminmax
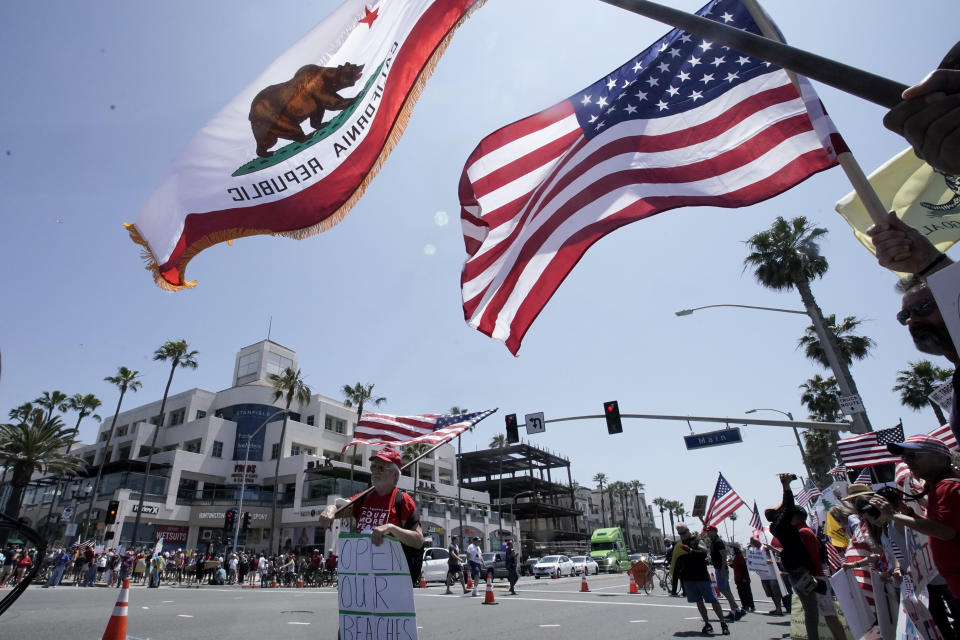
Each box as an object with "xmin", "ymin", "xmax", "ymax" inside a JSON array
[{"xmin": 126, "ymin": 0, "xmax": 484, "ymax": 289}]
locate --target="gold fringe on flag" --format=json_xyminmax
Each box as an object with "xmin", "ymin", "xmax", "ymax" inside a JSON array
[{"xmin": 126, "ymin": 0, "xmax": 487, "ymax": 291}]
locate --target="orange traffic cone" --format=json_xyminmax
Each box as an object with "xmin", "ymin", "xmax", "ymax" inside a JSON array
[
  {"xmin": 580, "ymin": 572, "xmax": 590, "ymax": 592},
  {"xmin": 297, "ymin": 578, "xmax": 305, "ymax": 588},
  {"xmin": 466, "ymin": 574, "xmax": 474, "ymax": 591},
  {"xmin": 552, "ymin": 567, "xmax": 559, "ymax": 579},
  {"xmin": 482, "ymin": 571, "xmax": 498, "ymax": 605},
  {"xmin": 102, "ymin": 578, "xmax": 130, "ymax": 640},
  {"xmin": 419, "ymin": 572, "xmax": 427, "ymax": 589},
  {"xmin": 628, "ymin": 572, "xmax": 639, "ymax": 594}
]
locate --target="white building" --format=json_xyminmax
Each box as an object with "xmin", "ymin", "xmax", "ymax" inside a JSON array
[{"xmin": 16, "ymin": 340, "xmax": 515, "ymax": 553}]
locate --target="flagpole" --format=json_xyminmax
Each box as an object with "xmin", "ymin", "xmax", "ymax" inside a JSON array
[
  {"xmin": 738, "ymin": 0, "xmax": 888, "ymax": 226},
  {"xmin": 596, "ymin": 0, "xmax": 906, "ymax": 109}
]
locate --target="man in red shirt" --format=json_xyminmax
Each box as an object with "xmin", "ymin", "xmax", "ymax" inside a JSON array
[
  {"xmin": 884, "ymin": 435, "xmax": 960, "ymax": 596},
  {"xmin": 318, "ymin": 447, "xmax": 423, "ymax": 550}
]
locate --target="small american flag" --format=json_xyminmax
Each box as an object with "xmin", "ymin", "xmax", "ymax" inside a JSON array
[
  {"xmin": 846, "ymin": 519, "xmax": 875, "ymax": 605},
  {"xmin": 72, "ymin": 538, "xmax": 96, "ymax": 552},
  {"xmin": 796, "ymin": 483, "xmax": 822, "ymax": 506},
  {"xmin": 854, "ymin": 468, "xmax": 872, "ymax": 484},
  {"xmin": 344, "ymin": 409, "xmax": 496, "ymax": 450},
  {"xmin": 457, "ymin": 0, "xmax": 841, "ymax": 354},
  {"xmin": 748, "ymin": 501, "xmax": 766, "ymax": 541},
  {"xmin": 837, "ymin": 425, "xmax": 905, "ymax": 468},
  {"xmin": 826, "ymin": 543, "xmax": 843, "ymax": 573},
  {"xmin": 705, "ymin": 472, "xmax": 745, "ymax": 528},
  {"xmin": 828, "ymin": 464, "xmax": 848, "ymax": 478}
]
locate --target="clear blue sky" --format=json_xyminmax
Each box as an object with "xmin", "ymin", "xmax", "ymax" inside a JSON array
[{"xmin": 0, "ymin": 0, "xmax": 955, "ymax": 541}]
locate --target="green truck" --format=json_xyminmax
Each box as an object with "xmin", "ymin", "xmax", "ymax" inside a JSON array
[{"xmin": 588, "ymin": 527, "xmax": 630, "ymax": 573}]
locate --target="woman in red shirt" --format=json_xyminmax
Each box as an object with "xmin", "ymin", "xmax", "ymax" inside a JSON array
[{"xmin": 15, "ymin": 551, "xmax": 32, "ymax": 584}]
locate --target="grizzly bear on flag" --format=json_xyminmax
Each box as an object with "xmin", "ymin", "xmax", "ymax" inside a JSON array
[{"xmin": 248, "ymin": 62, "xmax": 364, "ymax": 157}]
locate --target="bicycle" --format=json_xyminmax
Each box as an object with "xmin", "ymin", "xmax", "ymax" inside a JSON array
[{"xmin": 657, "ymin": 566, "xmax": 671, "ymax": 592}]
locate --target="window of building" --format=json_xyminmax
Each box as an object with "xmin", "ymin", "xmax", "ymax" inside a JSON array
[
  {"xmin": 306, "ymin": 415, "xmax": 314, "ymax": 426},
  {"xmin": 149, "ymin": 413, "xmax": 165, "ymax": 426},
  {"xmin": 184, "ymin": 438, "xmax": 202, "ymax": 454},
  {"xmin": 291, "ymin": 444, "xmax": 315, "ymax": 456},
  {"xmin": 169, "ymin": 408, "xmax": 186, "ymax": 426},
  {"xmin": 99, "ymin": 431, "xmax": 111, "ymax": 442},
  {"xmin": 237, "ymin": 351, "xmax": 260, "ymax": 377},
  {"xmin": 84, "ymin": 454, "xmax": 95, "ymax": 466},
  {"xmin": 324, "ymin": 416, "xmax": 333, "ymax": 431},
  {"xmin": 195, "ymin": 409, "xmax": 207, "ymax": 420},
  {"xmin": 325, "ymin": 418, "xmax": 346, "ymax": 434},
  {"xmin": 271, "ymin": 443, "xmax": 281, "ymax": 459},
  {"xmin": 265, "ymin": 351, "xmax": 294, "ymax": 377},
  {"xmin": 116, "ymin": 424, "xmax": 128, "ymax": 437},
  {"xmin": 118, "ymin": 445, "xmax": 131, "ymax": 460},
  {"xmin": 212, "ymin": 440, "xmax": 223, "ymax": 458}
]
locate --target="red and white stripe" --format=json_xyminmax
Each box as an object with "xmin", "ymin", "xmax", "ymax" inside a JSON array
[
  {"xmin": 344, "ymin": 409, "xmax": 494, "ymax": 450},
  {"xmin": 459, "ymin": 70, "xmax": 836, "ymax": 354},
  {"xmin": 929, "ymin": 423, "xmax": 959, "ymax": 451}
]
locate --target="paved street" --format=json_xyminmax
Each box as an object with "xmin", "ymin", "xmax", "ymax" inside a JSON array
[{"xmin": 1, "ymin": 572, "xmax": 793, "ymax": 639}]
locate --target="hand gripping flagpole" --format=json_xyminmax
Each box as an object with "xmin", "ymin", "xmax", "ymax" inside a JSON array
[{"xmin": 597, "ymin": 0, "xmax": 906, "ymax": 110}]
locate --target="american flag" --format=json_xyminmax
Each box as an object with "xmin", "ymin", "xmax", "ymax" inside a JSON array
[
  {"xmin": 929, "ymin": 423, "xmax": 959, "ymax": 451},
  {"xmin": 836, "ymin": 425, "xmax": 905, "ymax": 468},
  {"xmin": 72, "ymin": 538, "xmax": 96, "ymax": 552},
  {"xmin": 796, "ymin": 483, "xmax": 821, "ymax": 506},
  {"xmin": 827, "ymin": 463, "xmax": 847, "ymax": 478},
  {"xmin": 854, "ymin": 468, "xmax": 872, "ymax": 484},
  {"xmin": 457, "ymin": 0, "xmax": 841, "ymax": 354},
  {"xmin": 845, "ymin": 518, "xmax": 875, "ymax": 606},
  {"xmin": 704, "ymin": 473, "xmax": 745, "ymax": 528},
  {"xmin": 748, "ymin": 501, "xmax": 766, "ymax": 541},
  {"xmin": 826, "ymin": 543, "xmax": 843, "ymax": 573},
  {"xmin": 344, "ymin": 409, "xmax": 496, "ymax": 450}
]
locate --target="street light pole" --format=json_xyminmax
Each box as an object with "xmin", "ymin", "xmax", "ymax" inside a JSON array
[
  {"xmin": 232, "ymin": 409, "xmax": 285, "ymax": 556},
  {"xmin": 746, "ymin": 408, "xmax": 815, "ymax": 480},
  {"xmin": 675, "ymin": 304, "xmax": 806, "ymax": 316}
]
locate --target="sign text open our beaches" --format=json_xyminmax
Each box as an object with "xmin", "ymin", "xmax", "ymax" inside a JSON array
[{"xmin": 338, "ymin": 532, "xmax": 417, "ymax": 640}]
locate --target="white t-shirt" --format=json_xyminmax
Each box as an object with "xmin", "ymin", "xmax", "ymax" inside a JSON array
[
  {"xmin": 466, "ymin": 543, "xmax": 483, "ymax": 564},
  {"xmin": 259, "ymin": 558, "xmax": 270, "ymax": 574}
]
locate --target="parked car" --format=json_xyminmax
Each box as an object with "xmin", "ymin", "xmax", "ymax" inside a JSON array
[
  {"xmin": 421, "ymin": 547, "xmax": 451, "ymax": 582},
  {"xmin": 533, "ymin": 555, "xmax": 574, "ymax": 578},
  {"xmin": 481, "ymin": 552, "xmax": 510, "ymax": 579},
  {"xmin": 523, "ymin": 557, "xmax": 540, "ymax": 577},
  {"xmin": 627, "ymin": 553, "xmax": 647, "ymax": 568},
  {"xmin": 570, "ymin": 555, "xmax": 599, "ymax": 576}
]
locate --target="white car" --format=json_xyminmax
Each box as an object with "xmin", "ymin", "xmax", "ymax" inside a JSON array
[
  {"xmin": 570, "ymin": 555, "xmax": 599, "ymax": 576},
  {"xmin": 533, "ymin": 555, "xmax": 575, "ymax": 578},
  {"xmin": 421, "ymin": 547, "xmax": 452, "ymax": 582}
]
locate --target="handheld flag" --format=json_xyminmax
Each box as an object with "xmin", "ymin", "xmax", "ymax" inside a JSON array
[
  {"xmin": 458, "ymin": 0, "xmax": 841, "ymax": 354},
  {"xmin": 836, "ymin": 425, "xmax": 904, "ymax": 468},
  {"xmin": 836, "ymin": 149, "xmax": 960, "ymax": 272},
  {"xmin": 704, "ymin": 472, "xmax": 744, "ymax": 528},
  {"xmin": 344, "ymin": 409, "xmax": 496, "ymax": 450},
  {"xmin": 127, "ymin": 0, "xmax": 484, "ymax": 290}
]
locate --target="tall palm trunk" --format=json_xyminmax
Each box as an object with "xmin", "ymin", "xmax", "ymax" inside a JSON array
[
  {"xmin": 659, "ymin": 508, "xmax": 666, "ymax": 541},
  {"xmin": 84, "ymin": 390, "xmax": 128, "ymax": 539},
  {"xmin": 131, "ymin": 363, "xmax": 176, "ymax": 546},
  {"xmin": 270, "ymin": 409, "xmax": 290, "ymax": 555},
  {"xmin": 795, "ymin": 278, "xmax": 872, "ymax": 433},
  {"xmin": 667, "ymin": 510, "xmax": 676, "ymax": 538},
  {"xmin": 931, "ymin": 402, "xmax": 948, "ymax": 426}
]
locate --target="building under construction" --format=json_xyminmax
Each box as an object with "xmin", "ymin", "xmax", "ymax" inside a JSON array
[{"xmin": 458, "ymin": 443, "xmax": 586, "ymax": 557}]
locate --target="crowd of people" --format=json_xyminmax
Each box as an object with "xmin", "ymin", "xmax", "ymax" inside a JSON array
[{"xmin": 0, "ymin": 543, "xmax": 340, "ymax": 590}]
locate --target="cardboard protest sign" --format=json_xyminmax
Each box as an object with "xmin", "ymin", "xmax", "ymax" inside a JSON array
[
  {"xmin": 746, "ymin": 547, "xmax": 775, "ymax": 580},
  {"xmin": 896, "ymin": 529, "xmax": 946, "ymax": 640},
  {"xmin": 338, "ymin": 532, "xmax": 417, "ymax": 640}
]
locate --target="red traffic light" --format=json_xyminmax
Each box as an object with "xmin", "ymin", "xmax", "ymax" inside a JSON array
[{"xmin": 603, "ymin": 401, "xmax": 622, "ymax": 434}]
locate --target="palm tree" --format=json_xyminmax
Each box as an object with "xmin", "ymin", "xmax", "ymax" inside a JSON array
[
  {"xmin": 629, "ymin": 480, "xmax": 646, "ymax": 548},
  {"xmin": 269, "ymin": 367, "xmax": 311, "ymax": 554},
  {"xmin": 653, "ymin": 497, "xmax": 667, "ymax": 541},
  {"xmin": 799, "ymin": 375, "xmax": 842, "ymax": 486},
  {"xmin": 673, "ymin": 502, "xmax": 686, "ymax": 529},
  {"xmin": 665, "ymin": 500, "xmax": 679, "ymax": 538},
  {"xmin": 131, "ymin": 340, "xmax": 198, "ymax": 546},
  {"xmin": 894, "ymin": 360, "xmax": 953, "ymax": 425},
  {"xmin": 609, "ymin": 481, "xmax": 631, "ymax": 550},
  {"xmin": 84, "ymin": 368, "xmax": 142, "ymax": 539},
  {"xmin": 342, "ymin": 383, "xmax": 387, "ymax": 482},
  {"xmin": 744, "ymin": 216, "xmax": 871, "ymax": 432},
  {"xmin": 34, "ymin": 391, "xmax": 69, "ymax": 421},
  {"xmin": 798, "ymin": 315, "xmax": 875, "ymax": 368},
  {"xmin": 68, "ymin": 393, "xmax": 102, "ymax": 448},
  {"xmin": 593, "ymin": 473, "xmax": 608, "ymax": 528},
  {"xmin": 489, "ymin": 434, "xmax": 507, "ymax": 448},
  {"xmin": 0, "ymin": 413, "xmax": 85, "ymax": 526}
]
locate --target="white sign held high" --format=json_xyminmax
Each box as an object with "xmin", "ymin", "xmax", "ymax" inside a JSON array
[{"xmin": 338, "ymin": 532, "xmax": 417, "ymax": 640}]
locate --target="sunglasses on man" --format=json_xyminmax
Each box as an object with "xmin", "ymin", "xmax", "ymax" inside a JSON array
[{"xmin": 897, "ymin": 299, "xmax": 937, "ymax": 325}]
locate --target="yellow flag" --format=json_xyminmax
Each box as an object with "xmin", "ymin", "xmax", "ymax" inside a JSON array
[
  {"xmin": 824, "ymin": 510, "xmax": 848, "ymax": 549},
  {"xmin": 835, "ymin": 148, "xmax": 960, "ymax": 264}
]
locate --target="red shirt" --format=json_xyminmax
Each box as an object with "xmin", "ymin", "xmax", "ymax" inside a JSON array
[
  {"xmin": 732, "ymin": 553, "xmax": 748, "ymax": 582},
  {"xmin": 797, "ymin": 526, "xmax": 824, "ymax": 577},
  {"xmin": 351, "ymin": 488, "xmax": 418, "ymax": 533},
  {"xmin": 926, "ymin": 476, "xmax": 960, "ymax": 597},
  {"xmin": 17, "ymin": 556, "xmax": 31, "ymax": 569}
]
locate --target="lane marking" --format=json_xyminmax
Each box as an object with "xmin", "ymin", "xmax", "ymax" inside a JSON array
[
  {"xmin": 162, "ymin": 600, "xmax": 174, "ymax": 603},
  {"xmin": 288, "ymin": 622, "xmax": 311, "ymax": 625},
  {"xmin": 177, "ymin": 614, "xmax": 194, "ymax": 618},
  {"xmin": 539, "ymin": 624, "xmax": 561, "ymax": 627},
  {"xmin": 630, "ymin": 620, "xmax": 648, "ymax": 623},
  {"xmin": 141, "ymin": 606, "xmax": 149, "ymax": 610}
]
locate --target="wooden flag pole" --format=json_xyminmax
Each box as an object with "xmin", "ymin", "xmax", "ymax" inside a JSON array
[
  {"xmin": 597, "ymin": 0, "xmax": 906, "ymax": 110},
  {"xmin": 738, "ymin": 0, "xmax": 888, "ymax": 225}
]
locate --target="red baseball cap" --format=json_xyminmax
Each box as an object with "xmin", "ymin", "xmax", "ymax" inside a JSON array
[
  {"xmin": 703, "ymin": 525, "xmax": 718, "ymax": 533},
  {"xmin": 369, "ymin": 447, "xmax": 402, "ymax": 469}
]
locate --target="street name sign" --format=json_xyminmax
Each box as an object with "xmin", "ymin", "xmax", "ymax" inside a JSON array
[{"xmin": 684, "ymin": 427, "xmax": 742, "ymax": 450}]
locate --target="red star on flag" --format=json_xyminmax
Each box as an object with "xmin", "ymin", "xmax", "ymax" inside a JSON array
[{"xmin": 359, "ymin": 5, "xmax": 379, "ymax": 28}]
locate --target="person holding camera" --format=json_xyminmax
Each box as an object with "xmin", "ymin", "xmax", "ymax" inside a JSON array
[{"xmin": 769, "ymin": 474, "xmax": 846, "ymax": 640}]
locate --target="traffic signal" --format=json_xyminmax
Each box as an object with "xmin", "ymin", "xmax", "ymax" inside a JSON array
[
  {"xmin": 242, "ymin": 511, "xmax": 252, "ymax": 532},
  {"xmin": 105, "ymin": 500, "xmax": 119, "ymax": 524},
  {"xmin": 603, "ymin": 401, "xmax": 623, "ymax": 434},
  {"xmin": 225, "ymin": 508, "xmax": 237, "ymax": 530},
  {"xmin": 505, "ymin": 413, "xmax": 519, "ymax": 443}
]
